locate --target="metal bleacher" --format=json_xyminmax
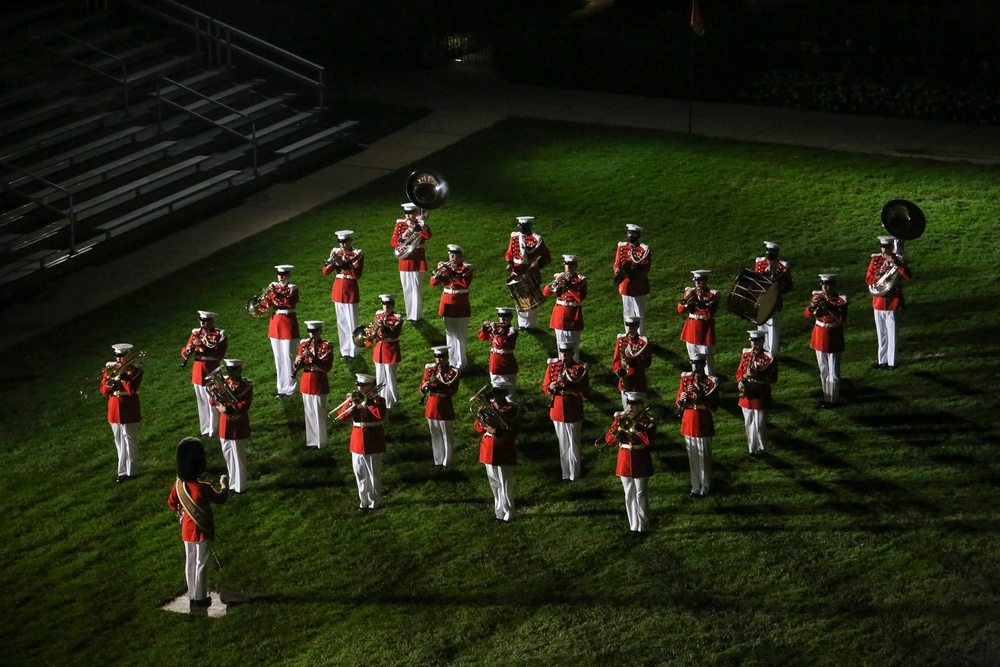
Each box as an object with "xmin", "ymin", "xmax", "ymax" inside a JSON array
[{"xmin": 0, "ymin": 0, "xmax": 359, "ymax": 287}]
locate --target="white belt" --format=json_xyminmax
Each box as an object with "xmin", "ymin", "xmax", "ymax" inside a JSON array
[
  {"xmin": 816, "ymin": 321, "xmax": 841, "ymax": 328},
  {"xmin": 688, "ymin": 314, "xmax": 707, "ymax": 320},
  {"xmin": 335, "ymin": 274, "xmax": 356, "ymax": 280},
  {"xmin": 619, "ymin": 443, "xmax": 649, "ymax": 450},
  {"xmin": 490, "ymin": 348, "xmax": 513, "ymax": 355},
  {"xmin": 556, "ymin": 300, "xmax": 580, "ymax": 307},
  {"xmin": 275, "ymin": 309, "xmax": 296, "ymax": 315},
  {"xmin": 444, "ymin": 288, "xmax": 469, "ymax": 295},
  {"xmin": 352, "ymin": 421, "xmax": 384, "ymax": 428}
]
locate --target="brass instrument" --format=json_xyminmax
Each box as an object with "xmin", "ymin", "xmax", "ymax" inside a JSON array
[
  {"xmin": 246, "ymin": 284, "xmax": 275, "ymax": 318},
  {"xmin": 549, "ymin": 272, "xmax": 570, "ymax": 294},
  {"xmin": 868, "ymin": 253, "xmax": 903, "ymax": 297},
  {"xmin": 431, "ymin": 260, "xmax": 456, "ymax": 283},
  {"xmin": 680, "ymin": 287, "xmax": 702, "ymax": 309},
  {"xmin": 329, "ymin": 382, "xmax": 385, "ymax": 416},
  {"xmin": 869, "ymin": 199, "xmax": 925, "ymax": 296},
  {"xmin": 352, "ymin": 318, "xmax": 379, "ymax": 346},
  {"xmin": 204, "ymin": 367, "xmax": 240, "ymax": 409},
  {"xmin": 469, "ymin": 385, "xmax": 510, "ymax": 432},
  {"xmin": 393, "ymin": 224, "xmax": 427, "ymax": 260},
  {"xmin": 738, "ymin": 353, "xmax": 768, "ymax": 399},
  {"xmin": 808, "ymin": 293, "xmax": 834, "ymax": 319},
  {"xmin": 615, "ymin": 403, "xmax": 655, "ymax": 437},
  {"xmin": 82, "ymin": 351, "xmax": 147, "ymax": 399},
  {"xmin": 324, "ymin": 250, "xmax": 359, "ymax": 272},
  {"xmin": 405, "ymin": 170, "xmax": 448, "ymax": 210}
]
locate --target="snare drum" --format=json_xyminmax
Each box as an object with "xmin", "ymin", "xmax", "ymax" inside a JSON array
[
  {"xmin": 506, "ymin": 272, "xmax": 546, "ymax": 311},
  {"xmin": 727, "ymin": 268, "xmax": 779, "ymax": 325}
]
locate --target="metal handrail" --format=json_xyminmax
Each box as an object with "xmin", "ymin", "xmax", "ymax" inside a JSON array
[
  {"xmin": 32, "ymin": 24, "xmax": 130, "ymax": 111},
  {"xmin": 0, "ymin": 159, "xmax": 78, "ymax": 255},
  {"xmin": 156, "ymin": 77, "xmax": 258, "ymax": 176},
  {"xmin": 119, "ymin": 0, "xmax": 325, "ymax": 108}
]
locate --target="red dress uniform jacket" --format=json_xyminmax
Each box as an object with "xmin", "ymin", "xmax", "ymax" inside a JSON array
[
  {"xmin": 337, "ymin": 397, "xmax": 387, "ymax": 454},
  {"xmin": 214, "ymin": 377, "xmax": 253, "ymax": 440},
  {"xmin": 543, "ymin": 359, "xmax": 589, "ymax": 422},
  {"xmin": 506, "ymin": 232, "xmax": 551, "ymax": 281},
  {"xmin": 429, "ymin": 262, "xmax": 474, "ymax": 318},
  {"xmin": 391, "ymin": 219, "xmax": 431, "ymax": 272},
  {"xmin": 322, "ymin": 248, "xmax": 364, "ymax": 303},
  {"xmin": 101, "ymin": 364, "xmax": 143, "ymax": 424},
  {"xmin": 736, "ymin": 348, "xmax": 777, "ymax": 410},
  {"xmin": 168, "ymin": 480, "xmax": 228, "ymax": 542},
  {"xmin": 612, "ymin": 334, "xmax": 652, "ymax": 392},
  {"xmin": 604, "ymin": 412, "xmax": 655, "ymax": 478},
  {"xmin": 368, "ymin": 310, "xmax": 403, "ymax": 364},
  {"xmin": 542, "ymin": 273, "xmax": 587, "ymax": 330},
  {"xmin": 293, "ymin": 338, "xmax": 334, "ymax": 395},
  {"xmin": 419, "ymin": 364, "xmax": 460, "ymax": 420},
  {"xmin": 477, "ymin": 323, "xmax": 519, "ymax": 375},
  {"xmin": 805, "ymin": 291, "xmax": 848, "ymax": 353},
  {"xmin": 476, "ymin": 402, "xmax": 521, "ymax": 466},
  {"xmin": 753, "ymin": 258, "xmax": 793, "ymax": 311},
  {"xmin": 182, "ymin": 327, "xmax": 227, "ymax": 385},
  {"xmin": 678, "ymin": 289, "xmax": 718, "ymax": 346},
  {"xmin": 614, "ymin": 242, "xmax": 651, "ymax": 296},
  {"xmin": 675, "ymin": 373, "xmax": 719, "ymax": 437},
  {"xmin": 266, "ymin": 283, "xmax": 300, "ymax": 339},
  {"xmin": 866, "ymin": 253, "xmax": 912, "ymax": 311}
]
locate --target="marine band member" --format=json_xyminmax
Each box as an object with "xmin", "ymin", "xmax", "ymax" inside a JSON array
[
  {"xmin": 391, "ymin": 202, "xmax": 432, "ymax": 322},
  {"xmin": 866, "ymin": 235, "xmax": 912, "ymax": 370},
  {"xmin": 322, "ymin": 230, "xmax": 364, "ymax": 358},
  {"xmin": 505, "ymin": 216, "xmax": 551, "ymax": 331},
  {"xmin": 614, "ymin": 224, "xmax": 651, "ymax": 335},
  {"xmin": 210, "ymin": 359, "xmax": 253, "ymax": 493},
  {"xmin": 735, "ymin": 330, "xmax": 777, "ymax": 456},
  {"xmin": 419, "ymin": 346, "xmax": 461, "ymax": 466},
  {"xmin": 542, "ymin": 254, "xmax": 588, "ymax": 361},
  {"xmin": 368, "ymin": 294, "xmax": 403, "ymax": 409},
  {"xmin": 475, "ymin": 381, "xmax": 521, "ymax": 522},
  {"xmin": 753, "ymin": 241, "xmax": 793, "ymax": 356},
  {"xmin": 101, "ymin": 343, "xmax": 143, "ymax": 483},
  {"xmin": 336, "ymin": 373, "xmax": 387, "ymax": 510},
  {"xmin": 543, "ymin": 342, "xmax": 590, "ymax": 481},
  {"xmin": 676, "ymin": 356, "xmax": 718, "ymax": 498},
  {"xmin": 293, "ymin": 321, "xmax": 334, "ymax": 449},
  {"xmin": 805, "ymin": 274, "xmax": 848, "ymax": 408},
  {"xmin": 478, "ymin": 307, "xmax": 519, "ymax": 401},
  {"xmin": 261, "ymin": 265, "xmax": 300, "ymax": 397},
  {"xmin": 612, "ymin": 316, "xmax": 652, "ymax": 410},
  {"xmin": 429, "ymin": 244, "xmax": 474, "ymax": 370},
  {"xmin": 677, "ymin": 270, "xmax": 718, "ymax": 376},
  {"xmin": 603, "ymin": 391, "xmax": 655, "ymax": 535},
  {"xmin": 181, "ymin": 310, "xmax": 227, "ymax": 438}
]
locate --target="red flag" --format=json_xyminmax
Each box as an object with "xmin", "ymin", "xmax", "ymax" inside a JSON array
[{"xmin": 691, "ymin": 0, "xmax": 705, "ymax": 35}]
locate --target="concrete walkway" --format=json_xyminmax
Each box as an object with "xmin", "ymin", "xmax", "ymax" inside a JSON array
[{"xmin": 3, "ymin": 64, "xmax": 997, "ymax": 352}]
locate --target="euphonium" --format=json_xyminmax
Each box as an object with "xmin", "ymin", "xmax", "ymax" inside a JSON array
[
  {"xmin": 469, "ymin": 385, "xmax": 510, "ymax": 431},
  {"xmin": 204, "ymin": 367, "xmax": 239, "ymax": 407}
]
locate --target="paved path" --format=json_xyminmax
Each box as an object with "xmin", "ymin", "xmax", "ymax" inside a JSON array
[{"xmin": 3, "ymin": 64, "xmax": 997, "ymax": 352}]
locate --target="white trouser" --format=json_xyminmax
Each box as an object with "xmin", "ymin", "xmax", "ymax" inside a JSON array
[
  {"xmin": 516, "ymin": 306, "xmax": 539, "ymax": 330},
  {"xmin": 685, "ymin": 343, "xmax": 715, "ymax": 376},
  {"xmin": 757, "ymin": 309, "xmax": 783, "ymax": 357},
  {"xmin": 742, "ymin": 407, "xmax": 766, "ymax": 454},
  {"xmin": 302, "ymin": 393, "xmax": 328, "ymax": 448},
  {"xmin": 444, "ymin": 316, "xmax": 470, "ymax": 370},
  {"xmin": 110, "ymin": 422, "xmax": 139, "ymax": 477},
  {"xmin": 375, "ymin": 362, "xmax": 398, "ymax": 409},
  {"xmin": 485, "ymin": 464, "xmax": 514, "ymax": 521},
  {"xmin": 815, "ymin": 350, "xmax": 841, "ymax": 404},
  {"xmin": 554, "ymin": 329, "xmax": 582, "ymax": 361},
  {"xmin": 489, "ymin": 373, "xmax": 517, "ymax": 402},
  {"xmin": 270, "ymin": 337, "xmax": 296, "ymax": 395},
  {"xmin": 400, "ymin": 270, "xmax": 425, "ymax": 321},
  {"xmin": 684, "ymin": 436, "xmax": 712, "ymax": 496},
  {"xmin": 621, "ymin": 476, "xmax": 649, "ymax": 532},
  {"xmin": 352, "ymin": 452, "xmax": 383, "ymax": 509},
  {"xmin": 220, "ymin": 438, "xmax": 247, "ymax": 492},
  {"xmin": 874, "ymin": 309, "xmax": 897, "ymax": 366},
  {"xmin": 621, "ymin": 294, "xmax": 648, "ymax": 335},
  {"xmin": 193, "ymin": 384, "xmax": 218, "ymax": 437},
  {"xmin": 553, "ymin": 420, "xmax": 582, "ymax": 481},
  {"xmin": 427, "ymin": 418, "xmax": 454, "ymax": 466},
  {"xmin": 335, "ymin": 301, "xmax": 360, "ymax": 357},
  {"xmin": 184, "ymin": 540, "xmax": 209, "ymax": 601}
]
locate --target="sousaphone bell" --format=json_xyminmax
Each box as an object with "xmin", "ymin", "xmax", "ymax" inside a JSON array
[
  {"xmin": 405, "ymin": 171, "xmax": 449, "ymax": 210},
  {"xmin": 869, "ymin": 199, "xmax": 925, "ymax": 296}
]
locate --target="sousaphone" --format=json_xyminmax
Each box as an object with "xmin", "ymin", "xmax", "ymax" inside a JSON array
[
  {"xmin": 405, "ymin": 171, "xmax": 449, "ymax": 210},
  {"xmin": 869, "ymin": 199, "xmax": 925, "ymax": 296}
]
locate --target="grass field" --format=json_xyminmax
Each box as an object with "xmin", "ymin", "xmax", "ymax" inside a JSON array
[{"xmin": 2, "ymin": 117, "xmax": 1000, "ymax": 666}]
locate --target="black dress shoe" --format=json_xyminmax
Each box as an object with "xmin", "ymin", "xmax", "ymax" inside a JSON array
[
  {"xmin": 190, "ymin": 597, "xmax": 212, "ymax": 608},
  {"xmin": 886, "ymin": 364, "xmax": 897, "ymax": 370},
  {"xmin": 871, "ymin": 362, "xmax": 886, "ymax": 370},
  {"xmin": 116, "ymin": 475, "xmax": 127, "ymax": 483}
]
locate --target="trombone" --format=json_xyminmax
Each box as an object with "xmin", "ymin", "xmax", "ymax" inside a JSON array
[
  {"xmin": 329, "ymin": 383, "xmax": 386, "ymax": 417},
  {"xmin": 82, "ymin": 351, "xmax": 147, "ymax": 399}
]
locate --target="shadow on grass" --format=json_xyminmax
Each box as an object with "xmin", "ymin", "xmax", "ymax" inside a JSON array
[{"xmin": 850, "ymin": 410, "xmax": 966, "ymax": 449}]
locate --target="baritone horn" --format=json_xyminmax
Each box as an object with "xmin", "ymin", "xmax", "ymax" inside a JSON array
[{"xmin": 469, "ymin": 385, "xmax": 510, "ymax": 431}]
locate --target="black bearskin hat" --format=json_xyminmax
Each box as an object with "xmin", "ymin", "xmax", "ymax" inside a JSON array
[{"xmin": 176, "ymin": 437, "xmax": 207, "ymax": 482}]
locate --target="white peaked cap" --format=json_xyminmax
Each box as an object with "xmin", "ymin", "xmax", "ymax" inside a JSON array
[
  {"xmin": 624, "ymin": 392, "xmax": 648, "ymax": 404},
  {"xmin": 305, "ymin": 320, "xmax": 323, "ymax": 330},
  {"xmin": 431, "ymin": 345, "xmax": 450, "ymax": 356},
  {"xmin": 691, "ymin": 270, "xmax": 711, "ymax": 279},
  {"xmin": 626, "ymin": 224, "xmax": 644, "ymax": 233},
  {"xmin": 764, "ymin": 241, "xmax": 781, "ymax": 250},
  {"xmin": 818, "ymin": 273, "xmax": 837, "ymax": 283},
  {"xmin": 516, "ymin": 216, "xmax": 535, "ymax": 224},
  {"xmin": 562, "ymin": 254, "xmax": 578, "ymax": 264},
  {"xmin": 198, "ymin": 310, "xmax": 218, "ymax": 319},
  {"xmin": 748, "ymin": 330, "xmax": 766, "ymax": 340},
  {"xmin": 402, "ymin": 202, "xmax": 418, "ymax": 211},
  {"xmin": 335, "ymin": 230, "xmax": 354, "ymax": 240},
  {"xmin": 447, "ymin": 244, "xmax": 463, "ymax": 253},
  {"xmin": 275, "ymin": 265, "xmax": 294, "ymax": 274},
  {"xmin": 496, "ymin": 307, "xmax": 515, "ymax": 316},
  {"xmin": 224, "ymin": 358, "xmax": 243, "ymax": 368},
  {"xmin": 355, "ymin": 373, "xmax": 376, "ymax": 384},
  {"xmin": 379, "ymin": 294, "xmax": 396, "ymax": 303},
  {"xmin": 112, "ymin": 343, "xmax": 133, "ymax": 355}
]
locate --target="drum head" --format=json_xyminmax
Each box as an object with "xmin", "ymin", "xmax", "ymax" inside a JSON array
[{"xmin": 727, "ymin": 268, "xmax": 779, "ymax": 325}]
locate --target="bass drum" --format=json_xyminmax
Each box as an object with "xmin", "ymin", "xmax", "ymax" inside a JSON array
[
  {"xmin": 506, "ymin": 272, "xmax": 546, "ymax": 312},
  {"xmin": 727, "ymin": 268, "xmax": 779, "ymax": 325}
]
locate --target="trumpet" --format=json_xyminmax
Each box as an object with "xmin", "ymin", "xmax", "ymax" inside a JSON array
[
  {"xmin": 329, "ymin": 383, "xmax": 385, "ymax": 416},
  {"xmin": 808, "ymin": 293, "xmax": 833, "ymax": 318},
  {"xmin": 324, "ymin": 251, "xmax": 358, "ymax": 272},
  {"xmin": 246, "ymin": 284, "xmax": 275, "ymax": 318},
  {"xmin": 680, "ymin": 287, "xmax": 702, "ymax": 309},
  {"xmin": 469, "ymin": 385, "xmax": 510, "ymax": 432},
  {"xmin": 549, "ymin": 272, "xmax": 570, "ymax": 294}
]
